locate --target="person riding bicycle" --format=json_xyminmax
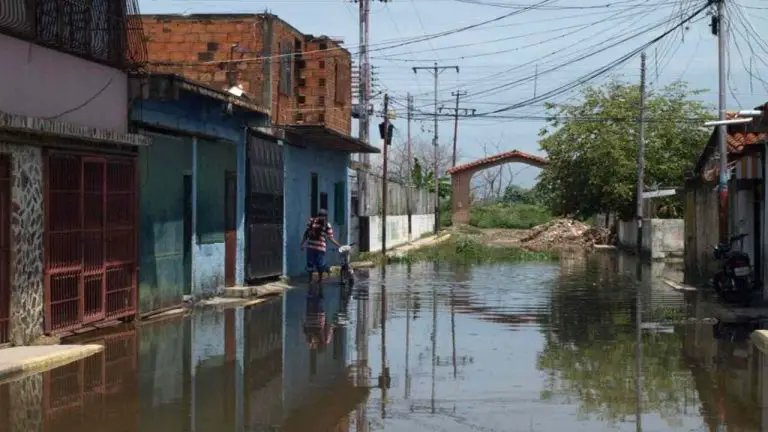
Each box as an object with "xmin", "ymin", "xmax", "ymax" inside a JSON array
[{"xmin": 300, "ymin": 208, "xmax": 341, "ymax": 283}]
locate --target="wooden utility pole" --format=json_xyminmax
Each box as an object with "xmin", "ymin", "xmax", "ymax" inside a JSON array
[
  {"xmin": 381, "ymin": 93, "xmax": 390, "ymax": 256},
  {"xmin": 413, "ymin": 63, "xmax": 459, "ymax": 234},
  {"xmin": 636, "ymin": 52, "xmax": 647, "ymax": 258}
]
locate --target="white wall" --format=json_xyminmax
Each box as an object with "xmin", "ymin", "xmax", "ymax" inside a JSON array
[
  {"xmin": 367, "ymin": 213, "xmax": 435, "ymax": 252},
  {"xmin": 618, "ymin": 218, "xmax": 684, "ymax": 260},
  {"xmin": 0, "ymin": 33, "xmax": 128, "ymax": 132}
]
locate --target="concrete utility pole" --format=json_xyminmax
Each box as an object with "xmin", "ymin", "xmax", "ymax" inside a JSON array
[
  {"xmin": 381, "ymin": 93, "xmax": 390, "ymax": 255},
  {"xmin": 355, "ymin": 0, "xmax": 371, "ymax": 151},
  {"xmin": 412, "ymin": 63, "xmax": 459, "ymax": 233},
  {"xmin": 636, "ymin": 52, "xmax": 647, "ymax": 258},
  {"xmin": 439, "ymin": 97, "xmax": 476, "ymax": 168},
  {"xmin": 407, "ymin": 93, "xmax": 413, "ymax": 240},
  {"xmin": 715, "ymin": 0, "xmax": 729, "ymax": 242}
]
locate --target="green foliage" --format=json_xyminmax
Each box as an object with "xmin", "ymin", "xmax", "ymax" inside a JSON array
[
  {"xmin": 411, "ymin": 157, "xmax": 451, "ymax": 199},
  {"xmin": 391, "ymin": 236, "xmax": 558, "ymax": 264},
  {"xmin": 536, "ymin": 80, "xmax": 713, "ymax": 220},
  {"xmin": 502, "ymin": 185, "xmax": 539, "ymax": 205},
  {"xmin": 469, "ymin": 202, "xmax": 552, "ymax": 229}
]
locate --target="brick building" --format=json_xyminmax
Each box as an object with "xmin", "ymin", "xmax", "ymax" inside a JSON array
[{"xmin": 141, "ymin": 13, "xmax": 353, "ymax": 134}]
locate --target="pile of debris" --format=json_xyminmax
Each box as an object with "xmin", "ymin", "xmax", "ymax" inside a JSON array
[{"xmin": 520, "ymin": 219, "xmax": 611, "ymax": 251}]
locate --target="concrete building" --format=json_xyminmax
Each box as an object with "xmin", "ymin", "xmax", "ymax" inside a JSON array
[
  {"xmin": 0, "ymin": 0, "xmax": 149, "ymax": 345},
  {"xmin": 128, "ymin": 73, "xmax": 271, "ymax": 312},
  {"xmin": 684, "ymin": 109, "xmax": 767, "ymax": 289}
]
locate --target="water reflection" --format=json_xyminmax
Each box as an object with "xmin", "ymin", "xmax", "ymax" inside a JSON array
[{"xmin": 8, "ymin": 254, "xmax": 768, "ymax": 431}]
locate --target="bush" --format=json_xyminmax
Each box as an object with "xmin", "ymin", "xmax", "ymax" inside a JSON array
[{"xmin": 469, "ymin": 203, "xmax": 552, "ymax": 229}]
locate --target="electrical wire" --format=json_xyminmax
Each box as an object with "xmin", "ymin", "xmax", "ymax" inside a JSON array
[
  {"xmin": 155, "ymin": 0, "xmax": 557, "ymax": 68},
  {"xmin": 454, "ymin": 1, "xmax": 711, "ymax": 117}
]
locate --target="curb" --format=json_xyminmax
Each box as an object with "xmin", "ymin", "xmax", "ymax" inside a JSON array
[{"xmin": 0, "ymin": 344, "xmax": 104, "ymax": 383}]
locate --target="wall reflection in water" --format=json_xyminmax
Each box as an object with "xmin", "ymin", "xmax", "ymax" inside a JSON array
[{"xmin": 0, "ymin": 288, "xmax": 369, "ymax": 432}]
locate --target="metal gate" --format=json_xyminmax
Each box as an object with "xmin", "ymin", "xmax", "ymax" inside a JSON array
[
  {"xmin": 246, "ymin": 134, "xmax": 284, "ymax": 281},
  {"xmin": 45, "ymin": 152, "xmax": 137, "ymax": 333},
  {"xmin": 0, "ymin": 155, "xmax": 9, "ymax": 345}
]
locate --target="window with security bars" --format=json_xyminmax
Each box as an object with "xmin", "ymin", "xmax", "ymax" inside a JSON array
[
  {"xmin": 279, "ymin": 41, "xmax": 293, "ymax": 96},
  {"xmin": 334, "ymin": 62, "xmax": 346, "ymax": 104},
  {"xmin": 0, "ymin": 0, "xmax": 147, "ymax": 69}
]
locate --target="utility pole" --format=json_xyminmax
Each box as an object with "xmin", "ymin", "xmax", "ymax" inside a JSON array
[
  {"xmin": 451, "ymin": 90, "xmax": 466, "ymax": 167},
  {"xmin": 439, "ymin": 101, "xmax": 476, "ymax": 168},
  {"xmin": 413, "ymin": 63, "xmax": 459, "ymax": 233},
  {"xmin": 636, "ymin": 53, "xmax": 646, "ymax": 258},
  {"xmin": 715, "ymin": 0, "xmax": 729, "ymax": 243},
  {"xmin": 355, "ymin": 0, "xmax": 371, "ymax": 150},
  {"xmin": 381, "ymin": 93, "xmax": 390, "ymax": 255},
  {"xmin": 407, "ymin": 93, "xmax": 413, "ymax": 240}
]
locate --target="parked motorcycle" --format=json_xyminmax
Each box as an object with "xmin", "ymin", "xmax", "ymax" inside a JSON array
[{"xmin": 712, "ymin": 233, "xmax": 758, "ymax": 305}]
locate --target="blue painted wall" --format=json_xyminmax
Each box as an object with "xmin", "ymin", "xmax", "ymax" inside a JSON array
[
  {"xmin": 132, "ymin": 92, "xmax": 266, "ymax": 301},
  {"xmin": 283, "ymin": 145, "xmax": 350, "ymax": 277}
]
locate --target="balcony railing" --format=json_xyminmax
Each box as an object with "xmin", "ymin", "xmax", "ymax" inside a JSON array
[{"xmin": 0, "ymin": 0, "xmax": 147, "ymax": 70}]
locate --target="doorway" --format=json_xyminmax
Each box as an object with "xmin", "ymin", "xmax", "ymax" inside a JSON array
[
  {"xmin": 183, "ymin": 173, "xmax": 193, "ymax": 295},
  {"xmin": 224, "ymin": 171, "xmax": 237, "ymax": 287}
]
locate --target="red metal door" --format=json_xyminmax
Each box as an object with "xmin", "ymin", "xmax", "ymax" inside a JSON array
[
  {"xmin": 224, "ymin": 171, "xmax": 237, "ymax": 287},
  {"xmin": 45, "ymin": 153, "xmax": 137, "ymax": 333},
  {"xmin": 0, "ymin": 154, "xmax": 10, "ymax": 344}
]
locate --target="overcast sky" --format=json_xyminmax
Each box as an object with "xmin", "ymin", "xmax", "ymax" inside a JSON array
[{"xmin": 139, "ymin": 0, "xmax": 768, "ymax": 187}]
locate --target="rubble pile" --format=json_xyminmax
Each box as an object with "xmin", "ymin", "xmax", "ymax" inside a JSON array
[{"xmin": 520, "ymin": 219, "xmax": 611, "ymax": 251}]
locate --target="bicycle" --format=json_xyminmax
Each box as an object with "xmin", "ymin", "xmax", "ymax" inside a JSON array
[{"xmin": 338, "ymin": 243, "xmax": 356, "ymax": 287}]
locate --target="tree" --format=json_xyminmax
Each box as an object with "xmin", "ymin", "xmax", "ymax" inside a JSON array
[
  {"xmin": 536, "ymin": 80, "xmax": 712, "ymax": 220},
  {"xmin": 502, "ymin": 184, "xmax": 537, "ymax": 205}
]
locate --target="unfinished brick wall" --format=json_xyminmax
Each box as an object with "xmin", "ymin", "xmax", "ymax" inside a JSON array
[{"xmin": 140, "ymin": 14, "xmax": 352, "ymax": 134}]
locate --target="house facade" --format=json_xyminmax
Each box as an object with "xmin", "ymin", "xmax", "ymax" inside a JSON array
[
  {"xmin": 129, "ymin": 73, "xmax": 271, "ymax": 312},
  {"xmin": 140, "ymin": 13, "xmax": 378, "ymax": 282},
  {"xmin": 0, "ymin": 0, "xmax": 149, "ymax": 345},
  {"xmin": 684, "ymin": 109, "xmax": 768, "ymax": 294}
]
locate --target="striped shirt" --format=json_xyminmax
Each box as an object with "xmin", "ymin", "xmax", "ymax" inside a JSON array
[{"xmin": 306, "ymin": 217, "xmax": 333, "ymax": 252}]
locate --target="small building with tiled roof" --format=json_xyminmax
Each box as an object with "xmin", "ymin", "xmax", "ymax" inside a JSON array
[{"xmin": 685, "ymin": 104, "xmax": 768, "ymax": 289}]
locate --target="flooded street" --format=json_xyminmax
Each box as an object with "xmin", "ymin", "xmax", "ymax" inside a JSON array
[{"xmin": 2, "ymin": 253, "xmax": 768, "ymax": 431}]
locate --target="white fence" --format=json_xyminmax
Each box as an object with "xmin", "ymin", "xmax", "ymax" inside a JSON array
[{"xmin": 366, "ymin": 214, "xmax": 435, "ymax": 252}]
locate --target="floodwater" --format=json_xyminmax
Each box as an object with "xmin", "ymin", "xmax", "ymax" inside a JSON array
[{"xmin": 1, "ymin": 252, "xmax": 768, "ymax": 431}]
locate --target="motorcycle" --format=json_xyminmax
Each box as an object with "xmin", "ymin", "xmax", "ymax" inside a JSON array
[
  {"xmin": 338, "ymin": 243, "xmax": 356, "ymax": 287},
  {"xmin": 712, "ymin": 233, "xmax": 757, "ymax": 305}
]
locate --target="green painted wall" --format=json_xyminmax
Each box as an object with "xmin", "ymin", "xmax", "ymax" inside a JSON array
[
  {"xmin": 196, "ymin": 139, "xmax": 237, "ymax": 244},
  {"xmin": 139, "ymin": 133, "xmax": 193, "ymax": 314}
]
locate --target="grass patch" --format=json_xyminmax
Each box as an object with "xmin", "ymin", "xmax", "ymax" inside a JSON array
[
  {"xmin": 469, "ymin": 203, "xmax": 552, "ymax": 229},
  {"xmin": 392, "ymin": 236, "xmax": 558, "ymax": 264}
]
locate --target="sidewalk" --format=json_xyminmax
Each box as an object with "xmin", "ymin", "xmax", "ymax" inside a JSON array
[
  {"xmin": 0, "ymin": 344, "xmax": 103, "ymax": 384},
  {"xmin": 352, "ymin": 232, "xmax": 452, "ymax": 268}
]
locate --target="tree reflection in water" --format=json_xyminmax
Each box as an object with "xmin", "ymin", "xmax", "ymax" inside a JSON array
[{"xmin": 536, "ymin": 253, "xmax": 696, "ymax": 427}]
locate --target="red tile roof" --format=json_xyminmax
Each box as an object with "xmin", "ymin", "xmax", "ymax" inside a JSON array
[{"xmin": 447, "ymin": 150, "xmax": 548, "ymax": 175}]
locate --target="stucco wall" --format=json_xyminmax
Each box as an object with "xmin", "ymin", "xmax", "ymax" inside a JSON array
[
  {"xmin": 138, "ymin": 132, "xmax": 193, "ymax": 314},
  {"xmin": 0, "ymin": 34, "xmax": 128, "ymax": 133},
  {"xmin": 0, "ymin": 143, "xmax": 44, "ymax": 345},
  {"xmin": 618, "ymin": 218, "xmax": 684, "ymax": 260},
  {"xmin": 283, "ymin": 145, "xmax": 349, "ymax": 277},
  {"xmin": 367, "ymin": 213, "xmax": 435, "ymax": 252},
  {"xmin": 132, "ymin": 92, "xmax": 264, "ymax": 299}
]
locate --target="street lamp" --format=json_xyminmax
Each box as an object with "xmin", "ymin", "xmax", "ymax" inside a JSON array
[{"xmin": 704, "ymin": 118, "xmax": 753, "ymax": 127}]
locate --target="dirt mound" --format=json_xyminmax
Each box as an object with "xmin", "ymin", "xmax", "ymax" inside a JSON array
[{"xmin": 520, "ymin": 219, "xmax": 611, "ymax": 251}]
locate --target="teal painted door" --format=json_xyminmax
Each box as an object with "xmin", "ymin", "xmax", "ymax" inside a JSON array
[{"xmin": 183, "ymin": 174, "xmax": 193, "ymax": 296}]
